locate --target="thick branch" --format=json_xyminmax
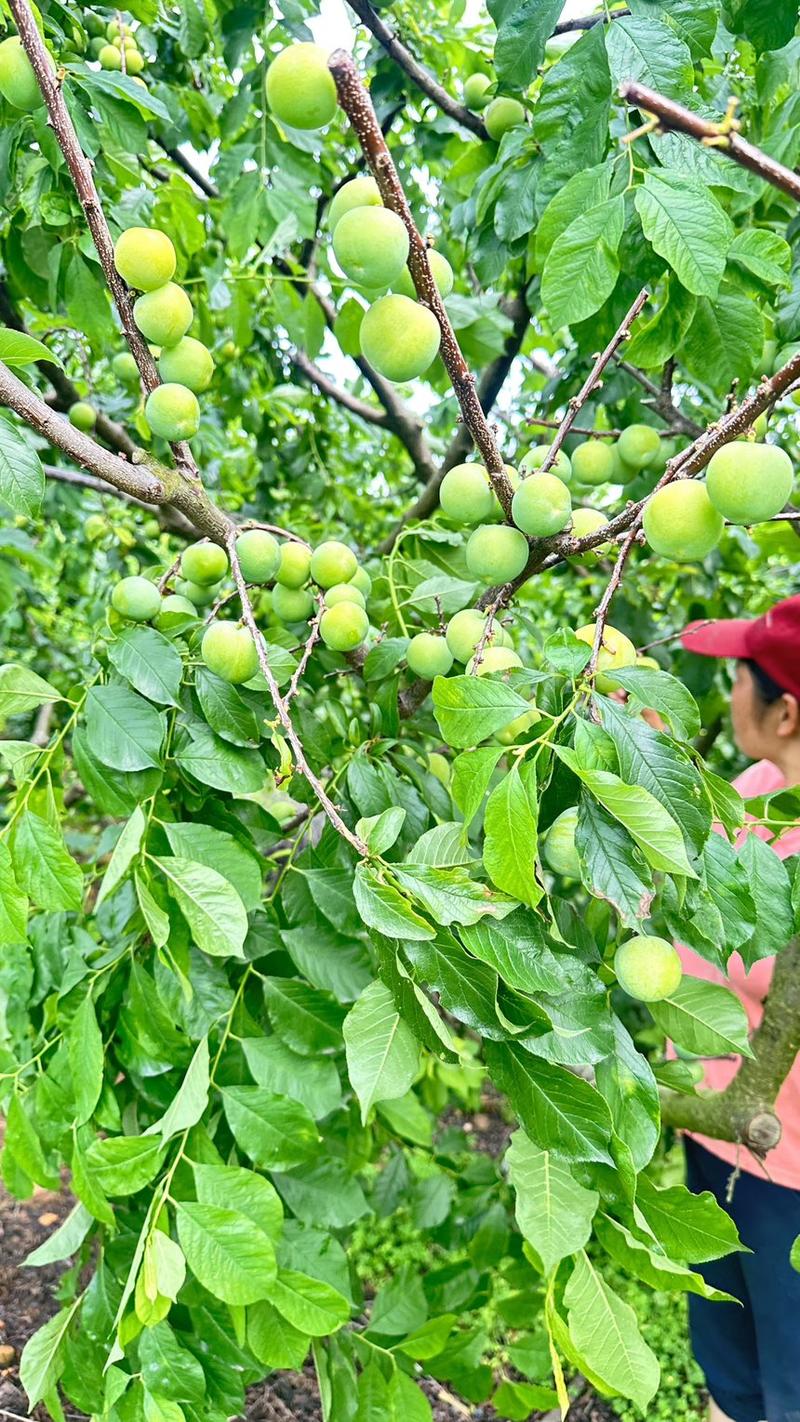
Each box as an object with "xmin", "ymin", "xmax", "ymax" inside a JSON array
[
  {"xmin": 620, "ymin": 82, "xmax": 800, "ymax": 202},
  {"xmin": 329, "ymin": 50, "xmax": 514, "ymax": 516},
  {"xmin": 345, "ymin": 0, "xmax": 486, "ymax": 137},
  {"xmin": 292, "ymin": 348, "xmax": 390, "ymax": 427}
]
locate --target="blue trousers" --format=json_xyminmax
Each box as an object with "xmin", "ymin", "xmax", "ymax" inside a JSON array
[{"xmin": 685, "ymin": 1138, "xmax": 800, "ymax": 1422}]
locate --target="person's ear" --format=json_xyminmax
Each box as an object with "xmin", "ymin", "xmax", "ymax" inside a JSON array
[{"xmin": 776, "ymin": 692, "xmax": 800, "ymax": 737}]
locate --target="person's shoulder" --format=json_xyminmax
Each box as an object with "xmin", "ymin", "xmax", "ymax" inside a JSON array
[{"xmin": 732, "ymin": 758, "xmax": 786, "ymax": 796}]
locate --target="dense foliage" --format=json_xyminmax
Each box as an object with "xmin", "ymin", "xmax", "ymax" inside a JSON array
[{"xmin": 1, "ymin": 0, "xmax": 800, "ymax": 1418}]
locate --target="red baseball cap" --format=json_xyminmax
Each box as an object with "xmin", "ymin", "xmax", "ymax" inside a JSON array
[{"xmin": 681, "ymin": 595, "xmax": 800, "ymax": 700}]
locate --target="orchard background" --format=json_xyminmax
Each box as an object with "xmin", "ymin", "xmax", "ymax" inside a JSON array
[{"xmin": 1, "ymin": 0, "xmax": 800, "ymax": 1418}]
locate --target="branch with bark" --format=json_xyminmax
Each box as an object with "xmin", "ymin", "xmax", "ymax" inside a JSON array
[
  {"xmin": 617, "ymin": 359, "xmax": 703, "ymax": 438},
  {"xmin": 43, "ymin": 464, "xmax": 197, "ymax": 536}
]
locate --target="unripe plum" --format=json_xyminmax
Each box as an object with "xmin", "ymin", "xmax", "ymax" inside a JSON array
[
  {"xmin": 427, "ymin": 751, "xmax": 450, "ymax": 785},
  {"xmin": 158, "ymin": 336, "xmax": 214, "ymax": 393},
  {"xmin": 326, "ymin": 582, "xmax": 366, "ymax": 609},
  {"xmin": 124, "ymin": 48, "xmax": 145, "ymax": 74},
  {"xmin": 265, "ymin": 43, "xmax": 338, "ymax": 130},
  {"xmin": 333, "ymin": 207, "xmax": 409, "ymax": 289},
  {"xmin": 277, "ymin": 542, "xmax": 312, "ymax": 588},
  {"xmin": 615, "ymin": 935, "xmax": 682, "ymax": 1002},
  {"xmin": 360, "ymin": 294, "xmax": 440, "ymax": 383},
  {"xmin": 406, "ymin": 632, "xmax": 454, "ymax": 679},
  {"xmin": 465, "ymin": 524, "xmax": 529, "ymax": 583},
  {"xmin": 133, "ymin": 283, "xmax": 193, "ymax": 346},
  {"xmin": 182, "ymin": 541, "xmax": 229, "ymax": 586},
  {"xmin": 496, "ymin": 705, "xmax": 540, "ymax": 745},
  {"xmin": 512, "ymin": 472, "xmax": 571, "ymax": 537},
  {"xmin": 568, "ymin": 508, "xmax": 610, "ymax": 560},
  {"xmin": 328, "ymin": 176, "xmax": 382, "ymax": 231},
  {"xmin": 466, "ymin": 646, "xmax": 523, "ymax": 676},
  {"xmin": 349, "ymin": 565, "xmax": 372, "ymax": 598},
  {"xmin": 575, "ymin": 622, "xmax": 636, "ymax": 692},
  {"xmin": 99, "ymin": 44, "xmax": 123, "ymax": 69},
  {"xmin": 519, "ymin": 445, "xmax": 572, "ymax": 483},
  {"xmin": 445, "ymin": 608, "xmax": 489, "ymax": 663},
  {"xmin": 201, "ymin": 621, "xmax": 258, "ymax": 684},
  {"xmin": 145, "ymin": 383, "xmax": 200, "ymax": 441},
  {"xmin": 617, "ymin": 423, "xmax": 660, "ymax": 469},
  {"xmin": 111, "ymin": 575, "xmax": 160, "ymax": 622},
  {"xmin": 439, "ymin": 463, "xmax": 496, "ymax": 525},
  {"xmin": 571, "ymin": 439, "xmax": 616, "ymax": 486},
  {"xmin": 175, "ymin": 578, "xmax": 221, "ymax": 607},
  {"xmin": 705, "ymin": 441, "xmax": 794, "ymax": 525},
  {"xmin": 0, "ymin": 36, "xmax": 47, "ymax": 111},
  {"xmin": 310, "ymin": 540, "xmax": 358, "ymax": 587},
  {"xmin": 69, "ymin": 401, "xmax": 96, "ymax": 432},
  {"xmin": 484, "ymin": 96, "xmax": 525, "ymax": 140},
  {"xmin": 154, "ymin": 593, "xmax": 197, "ymax": 629},
  {"xmin": 464, "ymin": 72, "xmax": 492, "ymax": 110},
  {"xmin": 236, "ymin": 529, "xmax": 280, "ymax": 584},
  {"xmin": 394, "ymin": 249, "xmax": 454, "ymax": 300},
  {"xmin": 112, "ymin": 351, "xmax": 140, "ymax": 383},
  {"xmin": 272, "ymin": 583, "xmax": 314, "ymax": 622},
  {"xmin": 542, "ymin": 807, "xmax": 580, "ymax": 877},
  {"xmin": 320, "ymin": 602, "xmax": 369, "ymax": 651},
  {"xmin": 642, "ymin": 481, "xmax": 724, "ymax": 562}
]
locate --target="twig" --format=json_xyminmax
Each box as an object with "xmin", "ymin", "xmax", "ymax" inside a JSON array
[
  {"xmin": 328, "ymin": 50, "xmax": 514, "ymax": 516},
  {"xmin": 31, "ymin": 702, "xmax": 54, "ymax": 746},
  {"xmin": 617, "ymin": 359, "xmax": 703, "ymax": 437},
  {"xmin": 586, "ymin": 526, "xmax": 639, "ymax": 677},
  {"xmin": 619, "ymin": 81, "xmax": 800, "ymax": 201},
  {"xmin": 538, "ymin": 287, "xmax": 649, "ymax": 474},
  {"xmin": 467, "ymin": 595, "xmax": 505, "ymax": 675},
  {"xmin": 162, "ymin": 144, "xmax": 218, "ymax": 198},
  {"xmin": 344, "ymin": 0, "xmax": 486, "ymax": 137},
  {"xmin": 553, "ymin": 7, "xmax": 630, "ymax": 33},
  {"xmin": 286, "ymin": 596, "xmax": 324, "ymax": 705},
  {"xmin": 293, "ymin": 348, "xmax": 390, "ymax": 427},
  {"xmin": 44, "ymin": 465, "xmax": 197, "ymax": 536}
]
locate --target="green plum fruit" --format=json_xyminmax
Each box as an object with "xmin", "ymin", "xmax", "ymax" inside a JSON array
[
  {"xmin": 737, "ymin": 413, "xmax": 768, "ymax": 441},
  {"xmin": 542, "ymin": 807, "xmax": 580, "ymax": 877},
  {"xmin": 636, "ymin": 654, "xmax": 660, "ymax": 671},
  {"xmin": 201, "ymin": 621, "xmax": 258, "ymax": 684},
  {"xmin": 265, "ymin": 43, "xmax": 338, "ymax": 130},
  {"xmin": 464, "ymin": 72, "xmax": 492, "ymax": 110},
  {"xmin": 69, "ymin": 401, "xmax": 96, "ymax": 432},
  {"xmin": 325, "ymin": 582, "xmax": 366, "ymax": 609},
  {"xmin": 112, "ymin": 351, "xmax": 140, "ymax": 383},
  {"xmin": 484, "ymin": 96, "xmax": 525, "ymax": 140},
  {"xmin": 705, "ymin": 441, "xmax": 794, "ymax": 524},
  {"xmin": 145, "ymin": 383, "xmax": 200, "ymax": 441},
  {"xmin": 154, "ymin": 593, "xmax": 197, "ymax": 629},
  {"xmin": 182, "ymin": 540, "xmax": 229, "ymax": 586},
  {"xmin": 236, "ymin": 529, "xmax": 280, "ymax": 584},
  {"xmin": 610, "ymin": 445, "xmax": 639, "ymax": 484},
  {"xmin": 496, "ymin": 706, "xmax": 540, "ymax": 745},
  {"xmin": 618, "ymin": 423, "xmax": 661, "ymax": 469},
  {"xmin": 320, "ymin": 602, "xmax": 369, "ymax": 651},
  {"xmin": 568, "ymin": 508, "xmax": 609, "ymax": 558},
  {"xmin": 615, "ymin": 935, "xmax": 682, "ymax": 1002},
  {"xmin": 272, "ymin": 583, "xmax": 314, "ymax": 622},
  {"xmin": 111, "ymin": 575, "xmax": 160, "ymax": 622},
  {"xmin": 158, "ymin": 336, "xmax": 214, "ymax": 393},
  {"xmin": 328, "ymin": 176, "xmax": 382, "ymax": 230},
  {"xmin": 277, "ymin": 542, "xmax": 312, "ymax": 588},
  {"xmin": 394, "ymin": 249, "xmax": 454, "ymax": 300},
  {"xmin": 99, "ymin": 43, "xmax": 123, "ymax": 68},
  {"xmin": 465, "ymin": 524, "xmax": 529, "ymax": 583},
  {"xmin": 642, "ymin": 481, "xmax": 724, "ymax": 561},
  {"xmin": 134, "ymin": 283, "xmax": 193, "ymax": 346},
  {"xmin": 124, "ymin": 48, "xmax": 145, "ymax": 74},
  {"xmin": 333, "ymin": 207, "xmax": 409, "ymax": 289},
  {"xmin": 89, "ymin": 37, "xmax": 106, "ymax": 57},
  {"xmin": 512, "ymin": 472, "xmax": 571, "ymax": 536},
  {"xmin": 406, "ymin": 632, "xmax": 454, "ymax": 679},
  {"xmin": 575, "ymin": 622, "xmax": 636, "ymax": 692},
  {"xmin": 107, "ymin": 20, "xmax": 132, "ymax": 39},
  {"xmin": 427, "ymin": 751, "xmax": 450, "ymax": 785},
  {"xmin": 360, "ymin": 294, "xmax": 440, "ymax": 383},
  {"xmin": 310, "ymin": 540, "xmax": 358, "ymax": 588},
  {"xmin": 571, "ymin": 439, "xmax": 616, "ymax": 486},
  {"xmin": 175, "ymin": 577, "xmax": 221, "ymax": 607},
  {"xmin": 349, "ymin": 565, "xmax": 372, "ymax": 598},
  {"xmin": 439, "ymin": 463, "xmax": 496, "ymax": 525},
  {"xmin": 0, "ymin": 36, "xmax": 47, "ymax": 111},
  {"xmin": 519, "ymin": 445, "xmax": 572, "ymax": 483},
  {"xmin": 466, "ymin": 646, "xmax": 523, "ymax": 676},
  {"xmin": 446, "ymin": 608, "xmax": 490, "ymax": 663}
]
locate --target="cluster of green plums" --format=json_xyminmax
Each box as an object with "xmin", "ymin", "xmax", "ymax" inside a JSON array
[
  {"xmin": 85, "ymin": 15, "xmax": 149, "ymax": 76},
  {"xmin": 0, "ymin": 13, "xmax": 149, "ymax": 116}
]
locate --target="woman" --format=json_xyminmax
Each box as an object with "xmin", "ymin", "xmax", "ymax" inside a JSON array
[{"xmin": 676, "ymin": 595, "xmax": 800, "ymax": 1422}]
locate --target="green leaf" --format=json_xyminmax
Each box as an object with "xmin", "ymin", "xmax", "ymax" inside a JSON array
[
  {"xmin": 684, "ymin": 283, "xmax": 765, "ymax": 388},
  {"xmin": 393, "ymin": 863, "xmax": 514, "ymax": 925},
  {"xmin": 595, "ymin": 1018, "xmax": 660, "ymax": 1171},
  {"xmin": 636, "ymin": 1175, "xmax": 747, "ymax": 1262},
  {"xmin": 248, "ymin": 1300, "xmax": 310, "ymax": 1369},
  {"xmin": 19, "ymin": 1299, "xmax": 80, "ymax": 1410},
  {"xmin": 12, "ymin": 810, "xmax": 83, "ymax": 910},
  {"xmin": 24, "ymin": 1203, "xmax": 93, "ymax": 1267},
  {"xmin": 624, "ymin": 277, "xmax": 698, "ymax": 368},
  {"xmin": 242, "ymin": 1036, "xmax": 342, "ymax": 1118},
  {"xmin": 136, "ymin": 871, "xmax": 171, "ymax": 948},
  {"xmin": 649, "ymin": 976, "xmax": 754, "ymax": 1057},
  {"xmin": 356, "ymin": 806, "xmax": 406, "ymax": 855},
  {"xmin": 0, "ymin": 663, "xmax": 61, "ymax": 722},
  {"xmin": 0, "ymin": 838, "xmax": 28, "ymax": 945},
  {"xmin": 484, "ymin": 761, "xmax": 542, "ymax": 906},
  {"xmin": 0, "ymin": 327, "xmax": 63, "ymax": 368},
  {"xmin": 164, "ymin": 821, "xmax": 262, "ymax": 912},
  {"xmin": 148, "ymin": 1038, "xmax": 210, "ymax": 1142},
  {"xmin": 492, "ymin": 1380, "xmax": 559, "ymax": 1419},
  {"xmin": 728, "ymin": 228, "xmax": 792, "ymax": 286},
  {"xmin": 451, "ymin": 745, "xmax": 505, "ymax": 826},
  {"xmin": 86, "ymin": 684, "xmax": 164, "ymax": 771},
  {"xmin": 597, "ymin": 698, "xmax": 710, "ymax": 856},
  {"xmin": 262, "ymin": 976, "xmax": 346, "ymax": 1055},
  {"xmin": 107, "ymin": 627, "xmax": 183, "ymax": 706},
  {"xmin": 154, "ymin": 856, "xmax": 248, "ymax": 958},
  {"xmin": 484, "ymin": 1041, "xmax": 613, "ymax": 1163},
  {"xmin": 506, "ymin": 1131, "xmax": 598, "ymax": 1272},
  {"xmin": 564, "ymin": 1252, "xmax": 660, "ymax": 1411},
  {"xmin": 409, "ymin": 823, "xmax": 474, "ymax": 867},
  {"xmin": 194, "ymin": 1162, "xmax": 283, "ymax": 1239},
  {"xmin": 269, "ymin": 1268, "xmax": 350, "ymax": 1336},
  {"xmin": 534, "ymin": 162, "xmax": 613, "ymax": 271},
  {"xmin": 432, "ymin": 674, "xmax": 531, "ymax": 749},
  {"xmin": 611, "ymin": 666, "xmax": 701, "ymax": 741},
  {"xmin": 488, "ymin": 0, "xmax": 563, "ymax": 87},
  {"xmin": 95, "ymin": 805, "xmax": 146, "ymax": 909},
  {"xmin": 405, "ymin": 930, "xmax": 508, "ymax": 1037},
  {"xmin": 343, "ymin": 980, "xmax": 420, "ymax": 1123},
  {"xmin": 139, "ymin": 1323, "xmax": 206, "ymax": 1405},
  {"xmin": 606, "ymin": 14, "xmax": 693, "ymax": 96},
  {"xmin": 460, "ymin": 912, "xmax": 564, "ymax": 994},
  {"xmin": 576, "ymin": 796, "xmax": 655, "ymax": 928},
  {"xmin": 558, "ymin": 754, "xmax": 697, "ymax": 877},
  {"xmin": 84, "ymin": 1135, "xmax": 164, "ymax": 1195},
  {"xmin": 595, "ymin": 1214, "xmax": 737, "ymax": 1302},
  {"xmin": 174, "ymin": 718, "xmax": 265, "ymax": 793},
  {"xmin": 737, "ymin": 833, "xmax": 794, "ymax": 962},
  {"xmin": 222, "ymin": 1084, "xmax": 320, "ymax": 1169},
  {"xmin": 635, "ymin": 169, "xmax": 732, "ymax": 298},
  {"xmin": 0, "ymin": 415, "xmax": 44, "ymax": 517},
  {"xmin": 541, "ymin": 196, "xmax": 625, "ymax": 328},
  {"xmin": 175, "ymin": 1202, "xmax": 277, "ymax": 1305},
  {"xmin": 353, "ymin": 863, "xmax": 434, "ymax": 941},
  {"xmin": 194, "ymin": 667, "xmax": 260, "ymax": 747},
  {"xmin": 68, "ymin": 995, "xmax": 104, "ymax": 1125}
]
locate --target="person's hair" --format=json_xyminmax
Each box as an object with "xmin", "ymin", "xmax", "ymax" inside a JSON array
[{"xmin": 741, "ymin": 658, "xmax": 787, "ymax": 705}]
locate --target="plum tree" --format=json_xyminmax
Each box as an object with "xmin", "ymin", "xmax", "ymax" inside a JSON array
[
  {"xmin": 201, "ymin": 621, "xmax": 259, "ymax": 684},
  {"xmin": 394, "ymin": 250, "xmax": 454, "ymax": 300},
  {"xmin": 68, "ymin": 401, "xmax": 96, "ymax": 431},
  {"xmin": 360, "ymin": 295, "xmax": 441, "ymax": 382},
  {"xmin": 112, "ymin": 351, "xmax": 140, "ymax": 383},
  {"xmin": 310, "ymin": 540, "xmax": 358, "ymax": 587},
  {"xmin": 265, "ymin": 43, "xmax": 338, "ymax": 130},
  {"xmin": 511, "ymin": 472, "xmax": 572, "ymax": 536},
  {"xmin": 277, "ymin": 542, "xmax": 312, "ymax": 588},
  {"xmin": 484, "ymin": 96, "xmax": 526, "ymax": 140},
  {"xmin": 542, "ymin": 807, "xmax": 580, "ymax": 877},
  {"xmin": 466, "ymin": 524, "xmax": 529, "ymax": 582},
  {"xmin": 332, "ymin": 207, "xmax": 410, "ymax": 289},
  {"xmin": 464, "ymin": 72, "xmax": 492, "ymax": 110},
  {"xmin": 642, "ymin": 481, "xmax": 724, "ymax": 561},
  {"xmin": 0, "ymin": 35, "xmax": 46, "ymax": 111},
  {"xmin": 328, "ymin": 176, "xmax": 382, "ymax": 230},
  {"xmin": 406, "ymin": 632, "xmax": 454, "ymax": 678},
  {"xmin": 617, "ymin": 423, "xmax": 661, "ymax": 469},
  {"xmin": 325, "ymin": 582, "xmax": 366, "ymax": 608},
  {"xmin": 133, "ymin": 283, "xmax": 193, "ymax": 346},
  {"xmin": 705, "ymin": 441, "xmax": 794, "ymax": 524},
  {"xmin": 571, "ymin": 440, "xmax": 616, "ymax": 486},
  {"xmin": 110, "ymin": 575, "xmax": 161, "ymax": 622},
  {"xmin": 236, "ymin": 529, "xmax": 281, "ymax": 584},
  {"xmin": 466, "ymin": 645, "xmax": 523, "ymax": 675},
  {"xmin": 496, "ymin": 706, "xmax": 540, "ymax": 744},
  {"xmin": 182, "ymin": 540, "xmax": 229, "ymax": 586},
  {"xmin": 439, "ymin": 463, "xmax": 496, "ymax": 524},
  {"xmin": 158, "ymin": 337, "xmax": 215, "ymax": 393},
  {"xmin": 145, "ymin": 383, "xmax": 200, "ymax": 441},
  {"xmin": 575, "ymin": 622, "xmax": 637, "ymax": 691},
  {"xmin": 615, "ymin": 936, "xmax": 683, "ymax": 1002},
  {"xmin": 519, "ymin": 445, "xmax": 572, "ymax": 482},
  {"xmin": 320, "ymin": 602, "xmax": 369, "ymax": 650},
  {"xmin": 272, "ymin": 583, "xmax": 314, "ymax": 622}
]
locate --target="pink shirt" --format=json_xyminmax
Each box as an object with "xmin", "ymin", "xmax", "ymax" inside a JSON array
[{"xmin": 677, "ymin": 759, "xmax": 800, "ymax": 1187}]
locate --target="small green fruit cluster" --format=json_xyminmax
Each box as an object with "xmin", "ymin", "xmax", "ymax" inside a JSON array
[
  {"xmin": 95, "ymin": 17, "xmax": 150, "ymax": 77},
  {"xmin": 407, "ymin": 606, "xmax": 520, "ymax": 683},
  {"xmin": 110, "ymin": 575, "xmax": 198, "ymax": 632}
]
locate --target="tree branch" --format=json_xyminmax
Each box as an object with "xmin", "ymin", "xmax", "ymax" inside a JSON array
[
  {"xmin": 619, "ymin": 81, "xmax": 800, "ymax": 202},
  {"xmin": 344, "ymin": 0, "xmax": 486, "ymax": 137},
  {"xmin": 43, "ymin": 464, "xmax": 197, "ymax": 536},
  {"xmin": 617, "ymin": 359, "xmax": 703, "ymax": 438},
  {"xmin": 292, "ymin": 348, "xmax": 390, "ymax": 427},
  {"xmin": 553, "ymin": 8, "xmax": 630, "ymax": 33},
  {"xmin": 161, "ymin": 144, "xmax": 218, "ymax": 199}
]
